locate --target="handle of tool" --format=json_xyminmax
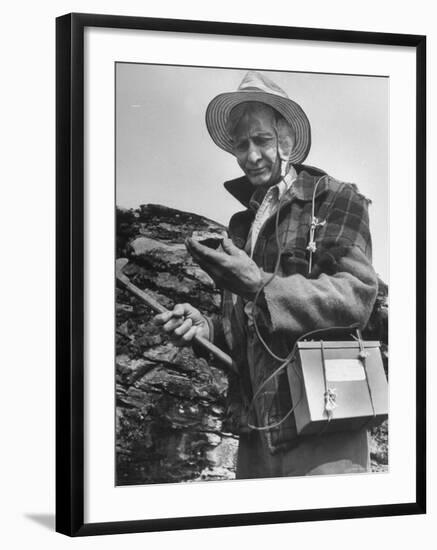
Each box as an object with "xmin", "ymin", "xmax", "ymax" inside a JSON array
[
  {"xmin": 117, "ymin": 276, "xmax": 235, "ymax": 372},
  {"xmin": 192, "ymin": 333, "xmax": 235, "ymax": 371}
]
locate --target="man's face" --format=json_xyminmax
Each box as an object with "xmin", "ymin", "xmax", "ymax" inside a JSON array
[{"xmin": 231, "ymin": 107, "xmax": 281, "ymax": 187}]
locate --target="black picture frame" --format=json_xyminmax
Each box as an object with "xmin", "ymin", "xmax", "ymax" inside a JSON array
[{"xmin": 56, "ymin": 12, "xmax": 426, "ymax": 537}]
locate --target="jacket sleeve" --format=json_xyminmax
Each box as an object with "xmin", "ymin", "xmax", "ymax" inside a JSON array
[
  {"xmin": 205, "ymin": 314, "xmax": 230, "ymax": 353},
  {"xmin": 191, "ymin": 313, "xmax": 231, "ymax": 360},
  {"xmin": 254, "ymin": 186, "xmax": 379, "ymax": 340}
]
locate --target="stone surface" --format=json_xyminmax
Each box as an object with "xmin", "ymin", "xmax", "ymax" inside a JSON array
[
  {"xmin": 116, "ymin": 204, "xmax": 237, "ymax": 485},
  {"xmin": 364, "ymin": 276, "xmax": 389, "ymax": 473}
]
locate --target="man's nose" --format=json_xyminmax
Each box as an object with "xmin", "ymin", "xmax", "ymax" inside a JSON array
[{"xmin": 247, "ymin": 143, "xmax": 262, "ymax": 164}]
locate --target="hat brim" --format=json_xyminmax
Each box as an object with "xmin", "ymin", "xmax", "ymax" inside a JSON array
[{"xmin": 205, "ymin": 91, "xmax": 311, "ymax": 164}]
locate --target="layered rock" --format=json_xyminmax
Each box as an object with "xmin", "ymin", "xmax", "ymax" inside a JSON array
[{"xmin": 116, "ymin": 205, "xmax": 237, "ymax": 485}]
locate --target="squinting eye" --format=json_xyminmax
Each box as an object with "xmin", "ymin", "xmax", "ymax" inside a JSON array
[
  {"xmin": 253, "ymin": 137, "xmax": 272, "ymax": 146},
  {"xmin": 233, "ymin": 140, "xmax": 248, "ymax": 152}
]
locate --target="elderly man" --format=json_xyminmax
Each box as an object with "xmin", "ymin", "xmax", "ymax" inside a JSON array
[{"xmin": 155, "ymin": 71, "xmax": 378, "ymax": 479}]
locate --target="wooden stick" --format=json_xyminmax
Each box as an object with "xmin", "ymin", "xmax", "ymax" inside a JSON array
[{"xmin": 116, "ymin": 261, "xmax": 235, "ymax": 372}]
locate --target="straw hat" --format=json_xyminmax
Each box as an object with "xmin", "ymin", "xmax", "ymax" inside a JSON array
[{"xmin": 205, "ymin": 71, "xmax": 311, "ymax": 164}]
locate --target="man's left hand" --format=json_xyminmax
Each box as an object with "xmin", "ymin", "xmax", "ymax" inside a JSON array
[{"xmin": 186, "ymin": 237, "xmax": 263, "ymax": 299}]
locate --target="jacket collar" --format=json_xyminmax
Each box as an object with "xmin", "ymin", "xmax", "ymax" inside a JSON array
[{"xmin": 223, "ymin": 164, "xmax": 328, "ymax": 208}]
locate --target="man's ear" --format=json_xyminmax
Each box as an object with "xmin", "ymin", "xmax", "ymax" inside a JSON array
[{"xmin": 276, "ymin": 119, "xmax": 295, "ymax": 161}]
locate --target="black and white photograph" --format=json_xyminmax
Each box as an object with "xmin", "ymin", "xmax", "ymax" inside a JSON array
[
  {"xmin": 115, "ymin": 63, "xmax": 389, "ymax": 485},
  {"xmin": 1, "ymin": 0, "xmax": 431, "ymax": 545}
]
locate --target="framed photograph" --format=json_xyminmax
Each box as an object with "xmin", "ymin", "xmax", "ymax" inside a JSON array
[{"xmin": 56, "ymin": 12, "xmax": 426, "ymax": 536}]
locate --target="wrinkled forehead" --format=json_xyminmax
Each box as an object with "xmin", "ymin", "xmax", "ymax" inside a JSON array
[{"xmin": 228, "ymin": 102, "xmax": 277, "ymax": 138}]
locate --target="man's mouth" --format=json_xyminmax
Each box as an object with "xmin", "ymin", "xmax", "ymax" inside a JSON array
[{"xmin": 247, "ymin": 167, "xmax": 267, "ymax": 176}]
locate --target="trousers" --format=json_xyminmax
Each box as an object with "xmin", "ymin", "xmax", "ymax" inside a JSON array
[{"xmin": 236, "ymin": 428, "xmax": 370, "ymax": 478}]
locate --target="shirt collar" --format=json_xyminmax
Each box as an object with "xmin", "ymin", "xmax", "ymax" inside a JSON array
[
  {"xmin": 249, "ymin": 165, "xmax": 297, "ymax": 210},
  {"xmin": 277, "ymin": 165, "xmax": 297, "ymax": 198},
  {"xmin": 223, "ymin": 164, "xmax": 329, "ymax": 208}
]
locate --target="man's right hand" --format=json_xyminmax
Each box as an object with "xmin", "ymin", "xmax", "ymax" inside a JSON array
[{"xmin": 153, "ymin": 303, "xmax": 209, "ymax": 347}]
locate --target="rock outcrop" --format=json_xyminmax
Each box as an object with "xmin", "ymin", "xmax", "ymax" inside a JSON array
[
  {"xmin": 116, "ymin": 204, "xmax": 388, "ymax": 485},
  {"xmin": 116, "ymin": 204, "xmax": 237, "ymax": 485}
]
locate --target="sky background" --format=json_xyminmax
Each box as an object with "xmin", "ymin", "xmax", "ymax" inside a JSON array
[{"xmin": 116, "ymin": 63, "xmax": 389, "ymax": 281}]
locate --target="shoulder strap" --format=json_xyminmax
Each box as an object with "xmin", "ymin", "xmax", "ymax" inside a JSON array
[{"xmin": 307, "ymin": 177, "xmax": 346, "ymax": 274}]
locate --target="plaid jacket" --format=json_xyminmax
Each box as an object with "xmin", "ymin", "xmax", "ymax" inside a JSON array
[{"xmin": 209, "ymin": 164, "xmax": 379, "ymax": 453}]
